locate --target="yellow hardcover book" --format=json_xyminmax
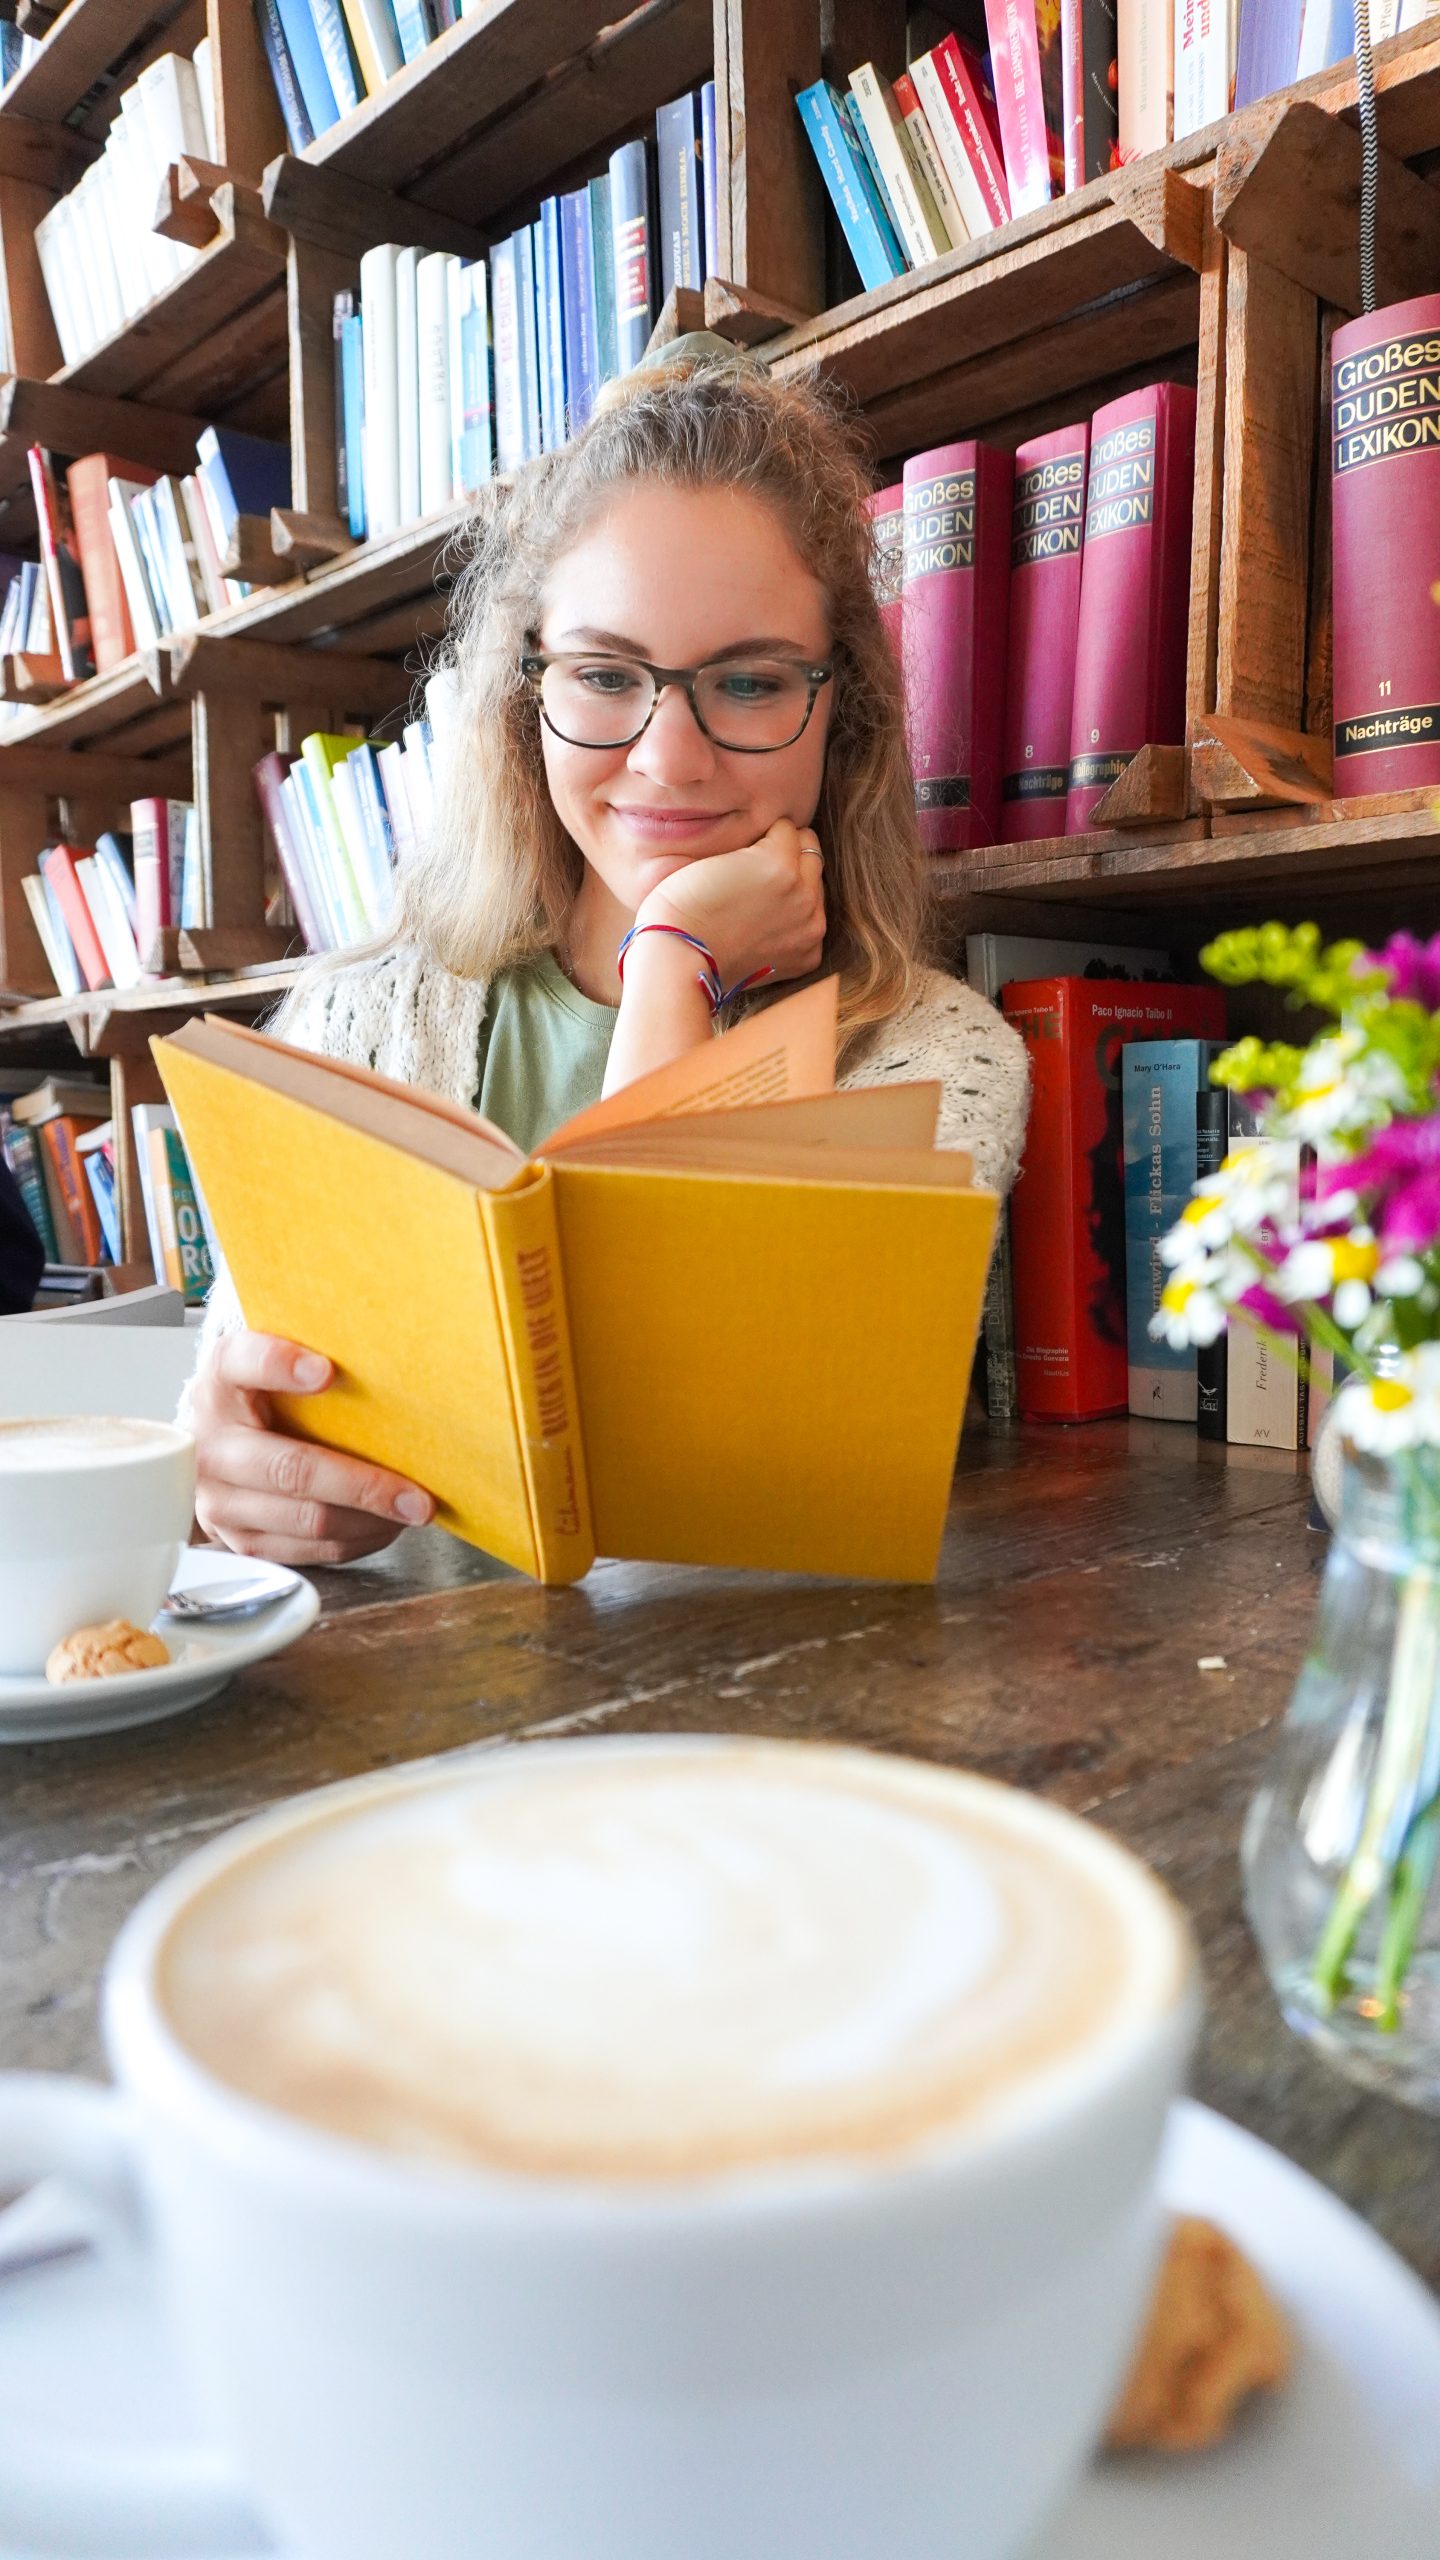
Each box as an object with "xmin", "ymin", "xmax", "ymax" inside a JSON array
[{"xmin": 156, "ymin": 978, "xmax": 998, "ymax": 1585}]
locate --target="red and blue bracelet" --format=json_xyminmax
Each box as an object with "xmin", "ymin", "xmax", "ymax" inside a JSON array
[{"xmin": 615, "ymin": 922, "xmax": 775, "ymax": 1015}]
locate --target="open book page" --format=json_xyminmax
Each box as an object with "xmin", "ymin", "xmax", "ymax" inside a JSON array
[
  {"xmin": 540, "ymin": 976, "xmax": 840, "ymax": 1154},
  {"xmin": 166, "ymin": 1016, "xmax": 524, "ymax": 1193},
  {"xmin": 551, "ymin": 1082, "xmax": 956, "ymax": 1174}
]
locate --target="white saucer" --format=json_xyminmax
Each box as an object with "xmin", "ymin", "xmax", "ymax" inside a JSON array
[
  {"xmin": 0, "ymin": 1550, "xmax": 320, "ymax": 1743},
  {"xmin": 0, "ymin": 2100, "xmax": 1436, "ymax": 2557}
]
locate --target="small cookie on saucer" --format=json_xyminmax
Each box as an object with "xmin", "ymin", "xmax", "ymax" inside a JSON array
[
  {"xmin": 45, "ymin": 1620, "xmax": 171, "ymax": 1684},
  {"xmin": 1105, "ymin": 2214, "xmax": 1293, "ymax": 2453}
]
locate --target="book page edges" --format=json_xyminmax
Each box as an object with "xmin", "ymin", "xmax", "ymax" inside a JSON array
[
  {"xmin": 478, "ymin": 1168, "xmax": 595, "ymax": 1585},
  {"xmin": 540, "ymin": 974, "xmax": 840, "ymax": 1150}
]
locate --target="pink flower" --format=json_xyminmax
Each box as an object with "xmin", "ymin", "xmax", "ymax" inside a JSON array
[
  {"xmin": 1321, "ymin": 1119, "xmax": 1440, "ymax": 1254},
  {"xmin": 1237, "ymin": 1280, "xmax": 1301, "ymax": 1334},
  {"xmin": 1364, "ymin": 932, "xmax": 1440, "ymax": 1008}
]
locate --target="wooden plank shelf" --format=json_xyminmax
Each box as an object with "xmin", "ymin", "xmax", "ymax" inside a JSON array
[
  {"xmin": 0, "ymin": 0, "xmax": 195, "ymax": 130},
  {"xmin": 934, "ymin": 799, "xmax": 1440, "ymax": 909},
  {"xmin": 55, "ymin": 181, "xmax": 289, "ymax": 435},
  {"xmin": 0, "ymin": 963, "xmax": 304, "ymax": 1052}
]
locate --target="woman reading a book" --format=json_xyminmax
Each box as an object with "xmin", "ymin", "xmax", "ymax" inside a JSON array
[{"xmin": 187, "ymin": 353, "xmax": 1029, "ymax": 1564}]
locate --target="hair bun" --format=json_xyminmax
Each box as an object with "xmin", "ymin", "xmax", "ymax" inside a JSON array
[{"xmin": 592, "ymin": 330, "xmax": 764, "ymax": 416}]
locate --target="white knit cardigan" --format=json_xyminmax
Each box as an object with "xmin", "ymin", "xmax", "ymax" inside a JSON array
[{"xmin": 191, "ymin": 949, "xmax": 1030, "ymax": 1369}]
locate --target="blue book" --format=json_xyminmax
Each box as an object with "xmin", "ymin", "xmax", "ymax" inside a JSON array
[
  {"xmin": 273, "ymin": 0, "xmax": 341, "ymax": 132},
  {"xmin": 489, "ymin": 238, "xmax": 525, "ymax": 476},
  {"xmin": 560, "ymin": 188, "xmax": 599, "ymax": 432},
  {"xmin": 532, "ymin": 218, "xmax": 561, "ymax": 454},
  {"xmin": 796, "ymin": 80, "xmax": 905, "ymax": 293},
  {"xmin": 1235, "ymin": 0, "xmax": 1308, "ymax": 106},
  {"xmin": 253, "ymin": 0, "xmax": 313, "ymax": 150},
  {"xmin": 195, "ymin": 427, "xmax": 291, "ymax": 535},
  {"xmin": 539, "ymin": 198, "xmax": 566, "ymax": 447},
  {"xmin": 587, "ymin": 175, "xmax": 618, "ymax": 389},
  {"xmin": 452, "ymin": 260, "xmax": 493, "ymax": 491},
  {"xmin": 609, "ymin": 137, "xmax": 655, "ymax": 372},
  {"xmin": 1121, "ymin": 1040, "xmax": 1210, "ymax": 1422},
  {"xmin": 845, "ymin": 84, "xmax": 906, "ymax": 248},
  {"xmin": 655, "ymin": 90, "xmax": 703, "ymax": 297},
  {"xmin": 307, "ymin": 0, "xmax": 364, "ymax": 114},
  {"xmin": 340, "ymin": 308, "xmax": 367, "ymax": 538},
  {"xmin": 700, "ymin": 79, "xmax": 718, "ymax": 279},
  {"xmin": 83, "ymin": 1147, "xmax": 121, "ymax": 1265},
  {"xmin": 513, "ymin": 225, "xmax": 542, "ymax": 463},
  {"xmin": 392, "ymin": 0, "xmax": 434, "ymax": 62}
]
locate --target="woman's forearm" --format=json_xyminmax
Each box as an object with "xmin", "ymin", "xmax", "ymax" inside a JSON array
[{"xmin": 602, "ymin": 930, "xmax": 714, "ymax": 1096}]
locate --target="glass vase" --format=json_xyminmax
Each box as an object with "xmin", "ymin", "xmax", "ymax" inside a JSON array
[{"xmin": 1243, "ymin": 1439, "xmax": 1440, "ymax": 2111}]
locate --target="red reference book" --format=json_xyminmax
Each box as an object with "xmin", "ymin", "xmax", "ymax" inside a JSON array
[
  {"xmin": 1001, "ymin": 423, "xmax": 1090, "ymax": 840},
  {"xmin": 912, "ymin": 34, "xmax": 1011, "ymax": 230},
  {"xmin": 1065, "ymin": 381, "xmax": 1196, "ymax": 832},
  {"xmin": 902, "ymin": 440, "xmax": 1013, "ymax": 852},
  {"xmin": 1000, "ymin": 977, "xmax": 1228, "ymax": 1420},
  {"xmin": 983, "ymin": 0, "xmax": 1065, "ymax": 213},
  {"xmin": 38, "ymin": 844, "xmax": 110, "ymax": 991},
  {"xmin": 1062, "ymin": 0, "xmax": 1120, "ymax": 186},
  {"xmin": 130, "ymin": 797, "xmax": 187, "ymax": 963},
  {"xmin": 863, "ymin": 484, "xmax": 904, "ymax": 668},
  {"xmin": 1331, "ymin": 295, "xmax": 1440, "ymax": 793},
  {"xmin": 67, "ymin": 452, "xmax": 158, "ymax": 673}
]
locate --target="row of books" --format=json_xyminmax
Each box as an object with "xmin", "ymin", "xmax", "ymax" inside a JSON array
[
  {"xmin": 35, "ymin": 48, "xmax": 218, "ymax": 369},
  {"xmin": 255, "ymin": 0, "xmax": 485, "ymax": 147},
  {"xmin": 869, "ymin": 379, "xmax": 1196, "ymax": 852},
  {"xmin": 0, "ymin": 1075, "xmax": 214, "ymax": 1303},
  {"xmin": 6, "ymin": 431, "xmax": 290, "ymax": 692},
  {"xmin": 23, "ymin": 810, "xmax": 201, "ymax": 999},
  {"xmin": 336, "ymin": 93, "xmax": 716, "ymax": 529},
  {"xmin": 252, "ymin": 683, "xmax": 458, "ymax": 951},
  {"xmin": 968, "ymin": 939, "xmax": 1315, "ymax": 1449}
]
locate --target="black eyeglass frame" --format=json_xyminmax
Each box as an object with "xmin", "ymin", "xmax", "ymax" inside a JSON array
[{"xmin": 519, "ymin": 651, "xmax": 834, "ymax": 754}]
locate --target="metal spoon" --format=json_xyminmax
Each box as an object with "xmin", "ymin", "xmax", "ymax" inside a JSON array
[{"xmin": 160, "ymin": 1564, "xmax": 302, "ymax": 1622}]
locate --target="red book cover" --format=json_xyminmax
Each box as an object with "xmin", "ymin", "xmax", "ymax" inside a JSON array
[
  {"xmin": 130, "ymin": 797, "xmax": 179, "ymax": 962},
  {"xmin": 1065, "ymin": 381, "xmax": 1196, "ymax": 832},
  {"xmin": 1001, "ymin": 977, "xmax": 1228, "ymax": 1420},
  {"xmin": 863, "ymin": 484, "xmax": 904, "ymax": 668},
  {"xmin": 39, "ymin": 1115, "xmax": 104, "ymax": 1265},
  {"xmin": 983, "ymin": 0, "xmax": 1065, "ymax": 213},
  {"xmin": 927, "ymin": 34, "xmax": 1011, "ymax": 225},
  {"xmin": 67, "ymin": 452, "xmax": 158, "ymax": 674},
  {"xmin": 253, "ymin": 750, "xmax": 324, "ymax": 953},
  {"xmin": 1331, "ymin": 295, "xmax": 1440, "ymax": 793},
  {"xmin": 38, "ymin": 844, "xmax": 110, "ymax": 991},
  {"xmin": 26, "ymin": 446, "xmax": 95, "ymax": 684},
  {"xmin": 902, "ymin": 440, "xmax": 1012, "ymax": 852},
  {"xmin": 1001, "ymin": 423, "xmax": 1089, "ymax": 840},
  {"xmin": 1062, "ymin": 0, "xmax": 1120, "ymax": 186}
]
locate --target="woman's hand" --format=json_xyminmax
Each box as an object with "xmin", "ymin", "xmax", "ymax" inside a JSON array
[
  {"xmin": 635, "ymin": 818, "xmax": 826, "ymax": 993},
  {"xmin": 190, "ymin": 1330, "xmax": 435, "ymax": 1566}
]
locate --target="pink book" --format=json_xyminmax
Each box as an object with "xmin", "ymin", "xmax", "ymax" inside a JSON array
[
  {"xmin": 901, "ymin": 440, "xmax": 1013, "ymax": 853},
  {"xmin": 1001, "ymin": 423, "xmax": 1090, "ymax": 841},
  {"xmin": 925, "ymin": 34, "xmax": 1011, "ymax": 226},
  {"xmin": 983, "ymin": 0, "xmax": 1064, "ymax": 214},
  {"xmin": 130, "ymin": 796, "xmax": 182, "ymax": 963},
  {"xmin": 1065, "ymin": 382, "xmax": 1197, "ymax": 832},
  {"xmin": 864, "ymin": 483, "xmax": 904, "ymax": 668}
]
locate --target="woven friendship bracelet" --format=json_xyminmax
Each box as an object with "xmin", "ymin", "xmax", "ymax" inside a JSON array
[{"xmin": 615, "ymin": 924, "xmax": 779, "ymax": 1014}]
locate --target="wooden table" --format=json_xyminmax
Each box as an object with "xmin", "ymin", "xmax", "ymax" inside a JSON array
[{"xmin": 3, "ymin": 1420, "xmax": 1437, "ymax": 2290}]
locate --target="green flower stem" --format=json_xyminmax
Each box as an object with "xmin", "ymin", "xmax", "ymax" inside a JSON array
[
  {"xmin": 1374, "ymin": 1791, "xmax": 1440, "ymax": 2029},
  {"xmin": 1312, "ymin": 1558, "xmax": 1440, "ymax": 2017}
]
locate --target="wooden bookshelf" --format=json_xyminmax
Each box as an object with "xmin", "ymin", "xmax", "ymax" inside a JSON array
[{"xmin": 3, "ymin": 0, "xmax": 1440, "ymax": 1272}]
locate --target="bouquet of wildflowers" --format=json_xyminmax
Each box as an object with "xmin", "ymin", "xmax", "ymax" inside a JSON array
[{"xmin": 1154, "ymin": 922, "xmax": 1440, "ymax": 2038}]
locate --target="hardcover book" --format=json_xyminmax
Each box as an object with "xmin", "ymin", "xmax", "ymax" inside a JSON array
[
  {"xmin": 273, "ymin": 0, "xmax": 341, "ymax": 132},
  {"xmin": 911, "ymin": 35, "xmax": 1010, "ymax": 232},
  {"xmin": 902, "ymin": 439, "xmax": 1013, "ymax": 851},
  {"xmin": 489, "ymin": 237, "xmax": 524, "ymax": 476},
  {"xmin": 849, "ymin": 63, "xmax": 952, "ymax": 264},
  {"xmin": 892, "ymin": 71, "xmax": 969, "ymax": 247},
  {"xmin": 610, "ymin": 137, "xmax": 657, "ymax": 370},
  {"xmin": 983, "ymin": 0, "xmax": 1065, "ymax": 215},
  {"xmin": 28, "ymin": 447, "xmax": 94, "ymax": 684},
  {"xmin": 1117, "ymin": 0, "xmax": 1173, "ymax": 156},
  {"xmin": 38, "ymin": 845, "xmax": 108, "ymax": 991},
  {"xmin": 1233, "ymin": 0, "xmax": 1305, "ymax": 106},
  {"xmin": 796, "ymin": 81, "xmax": 907, "ymax": 291},
  {"xmin": 1194, "ymin": 1067, "xmax": 1229, "ymax": 1440},
  {"xmin": 158, "ymin": 980, "xmax": 998, "ymax": 1585},
  {"xmin": 1062, "ymin": 0, "xmax": 1120, "ymax": 182},
  {"xmin": 1000, "ymin": 423, "xmax": 1089, "ymax": 840},
  {"xmin": 1331, "ymin": 294, "xmax": 1440, "ymax": 793},
  {"xmin": 1000, "ymin": 977, "xmax": 1226, "ymax": 1421},
  {"xmin": 1065, "ymin": 381, "xmax": 1197, "ymax": 832},
  {"xmin": 656, "ymin": 89, "xmax": 705, "ymax": 296},
  {"xmin": 255, "ymin": 0, "xmax": 314, "ymax": 150},
  {"xmin": 1121, "ymin": 1038, "xmax": 1216, "ymax": 1420},
  {"xmin": 560, "ymin": 190, "xmax": 600, "ymax": 432},
  {"xmin": 864, "ymin": 483, "xmax": 905, "ymax": 665},
  {"xmin": 68, "ymin": 452, "xmax": 157, "ymax": 672},
  {"xmin": 1174, "ymin": 0, "xmax": 1233, "ymax": 135},
  {"xmin": 701, "ymin": 78, "xmax": 720, "ymax": 275}
]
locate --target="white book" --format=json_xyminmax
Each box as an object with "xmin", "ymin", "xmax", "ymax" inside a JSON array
[
  {"xmin": 21, "ymin": 875, "xmax": 79, "ymax": 996},
  {"xmin": 78, "ymin": 161, "xmax": 127, "ymax": 342},
  {"xmin": 394, "ymin": 244, "xmax": 422, "ymax": 524},
  {"xmin": 192, "ymin": 37, "xmax": 217, "ymax": 160},
  {"xmin": 349, "ymin": 0, "xmax": 404, "ymax": 81},
  {"xmin": 102, "ymin": 127, "xmax": 152, "ymax": 318},
  {"xmin": 330, "ymin": 754, "xmax": 390, "ymax": 929},
  {"xmin": 149, "ymin": 478, "xmax": 203, "ymax": 631},
  {"xmin": 130, "ymin": 1103, "xmax": 178, "ymax": 1278},
  {"xmin": 849, "ymin": 65, "xmax": 951, "ymax": 263},
  {"xmin": 360, "ymin": 243, "xmax": 402, "ymax": 539},
  {"xmin": 24, "ymin": 570, "xmax": 51, "ymax": 655},
  {"xmin": 1174, "ymin": 0, "xmax": 1233, "ymax": 138},
  {"xmin": 119, "ymin": 85, "xmax": 181, "ymax": 292},
  {"xmin": 180, "ymin": 807, "xmax": 204, "ymax": 929},
  {"xmin": 34, "ymin": 197, "xmax": 85, "ymax": 365},
  {"xmin": 909, "ymin": 50, "xmax": 1000, "ymax": 239},
  {"xmin": 136, "ymin": 56, "xmax": 206, "ymax": 277},
  {"xmin": 1298, "ymin": 0, "xmax": 1356, "ymax": 58},
  {"xmin": 180, "ymin": 476, "xmax": 229, "ymax": 615},
  {"xmin": 417, "ymin": 250, "xmax": 456, "ymax": 516},
  {"xmin": 107, "ymin": 482, "xmax": 162, "ymax": 652},
  {"xmin": 75, "ymin": 857, "xmax": 141, "ymax": 988},
  {"xmin": 894, "ymin": 83, "xmax": 969, "ymax": 249},
  {"xmin": 279, "ymin": 770, "xmax": 343, "ymax": 949},
  {"xmin": 376, "ymin": 740, "xmax": 415, "ymax": 863}
]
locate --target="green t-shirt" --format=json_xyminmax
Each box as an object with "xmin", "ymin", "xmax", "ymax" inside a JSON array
[{"xmin": 473, "ymin": 952, "xmax": 617, "ymax": 1154}]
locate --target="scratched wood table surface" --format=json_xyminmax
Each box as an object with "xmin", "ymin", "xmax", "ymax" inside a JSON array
[{"xmin": 3, "ymin": 1420, "xmax": 1437, "ymax": 2288}]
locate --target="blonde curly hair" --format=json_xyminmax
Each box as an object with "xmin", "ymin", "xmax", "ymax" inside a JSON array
[{"xmin": 383, "ymin": 357, "xmax": 930, "ymax": 1060}]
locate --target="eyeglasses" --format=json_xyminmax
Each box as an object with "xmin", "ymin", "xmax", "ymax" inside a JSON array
[{"xmin": 520, "ymin": 651, "xmax": 834, "ymax": 754}]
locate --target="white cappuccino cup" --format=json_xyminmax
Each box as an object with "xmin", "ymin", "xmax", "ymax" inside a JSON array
[
  {"xmin": 0, "ymin": 1735, "xmax": 1198, "ymax": 2560},
  {"xmin": 0, "ymin": 1415, "xmax": 196, "ymax": 1675}
]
